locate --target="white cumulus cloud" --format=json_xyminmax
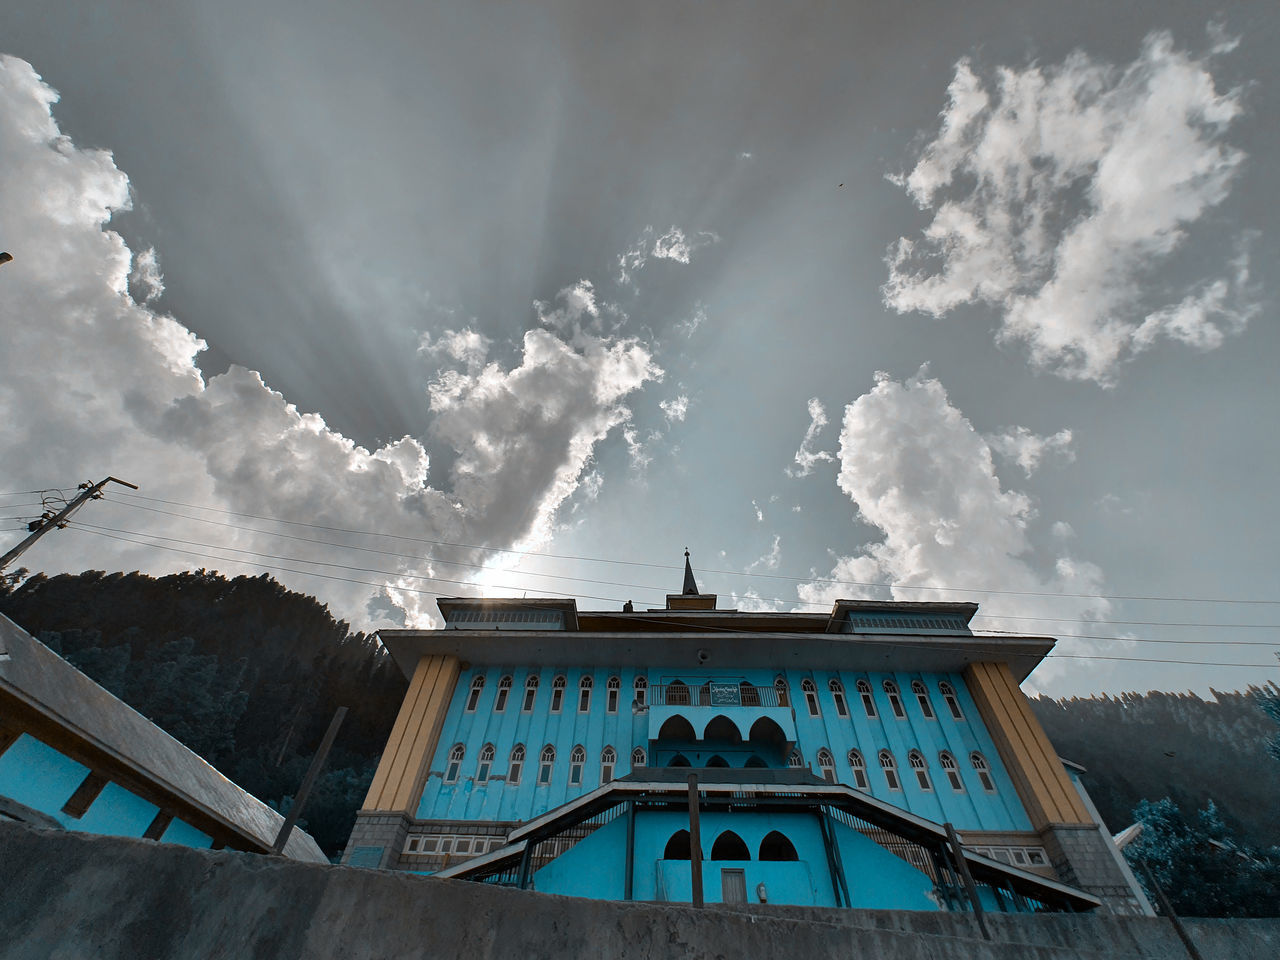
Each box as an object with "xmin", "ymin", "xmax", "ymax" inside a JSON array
[{"xmin": 986, "ymin": 426, "xmax": 1075, "ymax": 477}]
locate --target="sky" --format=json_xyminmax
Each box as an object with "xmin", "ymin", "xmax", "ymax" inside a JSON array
[{"xmin": 1, "ymin": 0, "xmax": 1277, "ymax": 697}]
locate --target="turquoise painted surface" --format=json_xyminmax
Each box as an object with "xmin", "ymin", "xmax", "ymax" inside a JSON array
[
  {"xmin": 656, "ymin": 860, "xmax": 820, "ymax": 906},
  {"xmin": 532, "ymin": 815, "xmax": 628, "ymax": 900},
  {"xmin": 73, "ymin": 782, "xmax": 159, "ymax": 837},
  {"xmin": 160, "ymin": 818, "xmax": 213, "ymax": 849},
  {"xmin": 829, "ymin": 820, "xmax": 941, "ymax": 911},
  {"xmin": 0, "ymin": 733, "xmax": 88, "ymax": 826}
]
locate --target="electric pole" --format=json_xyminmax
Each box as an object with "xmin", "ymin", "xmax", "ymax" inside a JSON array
[{"xmin": 0, "ymin": 476, "xmax": 138, "ymax": 573}]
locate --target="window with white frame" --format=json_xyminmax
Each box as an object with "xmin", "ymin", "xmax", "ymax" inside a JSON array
[
  {"xmin": 939, "ymin": 751, "xmax": 963, "ymax": 791},
  {"xmin": 775, "ymin": 675, "xmax": 790, "ymax": 707},
  {"xmin": 940, "ymin": 681, "xmax": 964, "ymax": 720},
  {"xmin": 817, "ymin": 748, "xmax": 836, "ymax": 783},
  {"xmin": 634, "ymin": 676, "xmax": 647, "ymax": 706},
  {"xmin": 569, "ymin": 744, "xmax": 586, "ymax": 785},
  {"xmin": 476, "ymin": 743, "xmax": 495, "ymax": 783},
  {"xmin": 538, "ymin": 745, "xmax": 555, "ymax": 784},
  {"xmin": 578, "ymin": 676, "xmax": 593, "ymax": 713},
  {"xmin": 847, "ymin": 749, "xmax": 869, "ymax": 790},
  {"xmin": 465, "ymin": 676, "xmax": 484, "ymax": 712},
  {"xmin": 606, "ymin": 676, "xmax": 621, "ymax": 713},
  {"xmin": 445, "ymin": 743, "xmax": 465, "ymax": 783},
  {"xmin": 971, "ymin": 752, "xmax": 996, "ymax": 792},
  {"xmin": 632, "ymin": 746, "xmax": 647, "ymax": 768},
  {"xmin": 908, "ymin": 750, "xmax": 932, "ymax": 791},
  {"xmin": 550, "ymin": 675, "xmax": 566, "ymax": 713},
  {"xmin": 829, "ymin": 679, "xmax": 848, "ymax": 717},
  {"xmin": 911, "ymin": 680, "xmax": 935, "ymax": 719},
  {"xmin": 879, "ymin": 750, "xmax": 901, "ymax": 790},
  {"xmin": 856, "ymin": 679, "xmax": 877, "ymax": 718},
  {"xmin": 802, "ymin": 678, "xmax": 820, "ymax": 717},
  {"xmin": 494, "ymin": 676, "xmax": 512, "ymax": 712},
  {"xmin": 508, "ymin": 744, "xmax": 525, "ymax": 785},
  {"xmin": 884, "ymin": 680, "xmax": 906, "ymax": 719},
  {"xmin": 522, "ymin": 675, "xmax": 539, "ymax": 712},
  {"xmin": 601, "ymin": 745, "xmax": 616, "ymax": 782},
  {"xmin": 787, "ymin": 749, "xmax": 804, "ymax": 769}
]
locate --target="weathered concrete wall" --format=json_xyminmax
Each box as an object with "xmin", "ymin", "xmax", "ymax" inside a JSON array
[{"xmin": 2, "ymin": 822, "xmax": 1277, "ymax": 960}]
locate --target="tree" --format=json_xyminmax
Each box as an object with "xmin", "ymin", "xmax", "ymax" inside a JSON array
[{"xmin": 1254, "ymin": 682, "xmax": 1280, "ymax": 763}]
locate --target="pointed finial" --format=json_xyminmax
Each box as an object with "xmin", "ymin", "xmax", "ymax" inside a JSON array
[{"xmin": 682, "ymin": 549, "xmax": 700, "ymax": 595}]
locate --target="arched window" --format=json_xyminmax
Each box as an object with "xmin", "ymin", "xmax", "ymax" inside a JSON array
[
  {"xmin": 667, "ymin": 679, "xmax": 690, "ymax": 705},
  {"xmin": 711, "ymin": 831, "xmax": 750, "ymax": 860},
  {"xmin": 663, "ymin": 829, "xmax": 692, "ymax": 860},
  {"xmin": 578, "ymin": 676, "xmax": 593, "ymax": 713},
  {"xmin": 631, "ymin": 746, "xmax": 647, "ymax": 769},
  {"xmin": 476, "ymin": 743, "xmax": 495, "ymax": 783},
  {"xmin": 697, "ymin": 683, "xmax": 713, "ymax": 707},
  {"xmin": 606, "ymin": 676, "xmax": 621, "ymax": 713},
  {"xmin": 787, "ymin": 749, "xmax": 804, "ymax": 769},
  {"xmin": 939, "ymin": 751, "xmax": 963, "ymax": 792},
  {"xmin": 569, "ymin": 744, "xmax": 586, "ymax": 785},
  {"xmin": 707, "ymin": 755, "xmax": 730, "ymax": 768},
  {"xmin": 465, "ymin": 676, "xmax": 484, "ymax": 712},
  {"xmin": 494, "ymin": 676, "xmax": 512, "ymax": 712},
  {"xmin": 774, "ymin": 675, "xmax": 790, "ymax": 707},
  {"xmin": 601, "ymin": 745, "xmax": 617, "ymax": 782},
  {"xmin": 550, "ymin": 675, "xmax": 566, "ymax": 713},
  {"xmin": 879, "ymin": 750, "xmax": 901, "ymax": 790},
  {"xmin": 940, "ymin": 681, "xmax": 964, "ymax": 720},
  {"xmin": 817, "ymin": 748, "xmax": 836, "ymax": 783},
  {"xmin": 668, "ymin": 753, "xmax": 691, "ymax": 767},
  {"xmin": 658, "ymin": 716, "xmax": 696, "ymax": 741},
  {"xmin": 802, "ymin": 678, "xmax": 820, "ymax": 717},
  {"xmin": 971, "ymin": 752, "xmax": 996, "ymax": 792},
  {"xmin": 911, "ymin": 680, "xmax": 935, "ymax": 719},
  {"xmin": 522, "ymin": 675, "xmax": 539, "ymax": 712},
  {"xmin": 759, "ymin": 831, "xmax": 799, "ymax": 861},
  {"xmin": 538, "ymin": 745, "xmax": 555, "ymax": 785},
  {"xmin": 740, "ymin": 679, "xmax": 761, "ymax": 706},
  {"xmin": 847, "ymin": 749, "xmax": 869, "ymax": 790},
  {"xmin": 856, "ymin": 679, "xmax": 877, "ymax": 718},
  {"xmin": 445, "ymin": 744, "xmax": 465, "ymax": 783},
  {"xmin": 829, "ymin": 679, "xmax": 849, "ymax": 718},
  {"xmin": 908, "ymin": 750, "xmax": 932, "ymax": 791},
  {"xmin": 508, "ymin": 744, "xmax": 525, "ymax": 785},
  {"xmin": 634, "ymin": 675, "xmax": 648, "ymax": 706},
  {"xmin": 884, "ymin": 680, "xmax": 906, "ymax": 718}
]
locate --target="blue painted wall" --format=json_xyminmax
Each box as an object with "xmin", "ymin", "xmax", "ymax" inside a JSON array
[
  {"xmin": 160, "ymin": 818, "xmax": 214, "ymax": 849},
  {"xmin": 74, "ymin": 782, "xmax": 159, "ymax": 837}
]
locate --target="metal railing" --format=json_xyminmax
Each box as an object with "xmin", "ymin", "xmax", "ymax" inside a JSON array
[{"xmin": 650, "ymin": 683, "xmax": 788, "ymax": 707}]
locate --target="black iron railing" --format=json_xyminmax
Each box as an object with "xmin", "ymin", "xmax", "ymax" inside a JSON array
[{"xmin": 650, "ymin": 683, "xmax": 787, "ymax": 707}]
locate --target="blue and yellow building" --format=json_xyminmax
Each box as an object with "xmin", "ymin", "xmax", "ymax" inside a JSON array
[{"xmin": 344, "ymin": 559, "xmax": 1146, "ymax": 914}]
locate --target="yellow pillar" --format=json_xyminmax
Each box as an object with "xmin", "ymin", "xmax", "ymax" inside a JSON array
[
  {"xmin": 361, "ymin": 654, "xmax": 461, "ymax": 816},
  {"xmin": 963, "ymin": 661, "xmax": 1091, "ymax": 829}
]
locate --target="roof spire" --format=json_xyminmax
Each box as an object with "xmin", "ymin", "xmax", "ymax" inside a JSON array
[{"xmin": 682, "ymin": 548, "xmax": 700, "ymax": 596}]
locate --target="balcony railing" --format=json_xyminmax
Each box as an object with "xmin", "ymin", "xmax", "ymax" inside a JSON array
[{"xmin": 649, "ymin": 683, "xmax": 788, "ymax": 708}]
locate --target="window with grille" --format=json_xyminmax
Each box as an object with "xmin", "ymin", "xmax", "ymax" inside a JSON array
[
  {"xmin": 632, "ymin": 747, "xmax": 647, "ymax": 769},
  {"xmin": 522, "ymin": 675, "xmax": 538, "ymax": 712},
  {"xmin": 787, "ymin": 750, "xmax": 804, "ymax": 769},
  {"xmin": 848, "ymin": 749, "xmax": 869, "ymax": 790},
  {"xmin": 494, "ymin": 676, "xmax": 512, "ymax": 712},
  {"xmin": 601, "ymin": 745, "xmax": 616, "ymax": 782},
  {"xmin": 538, "ymin": 745, "xmax": 556, "ymax": 785},
  {"xmin": 476, "ymin": 743, "xmax": 495, "ymax": 783},
  {"xmin": 940, "ymin": 751, "xmax": 963, "ymax": 791},
  {"xmin": 445, "ymin": 744, "xmax": 465, "ymax": 784},
  {"xmin": 634, "ymin": 676, "xmax": 647, "ymax": 706},
  {"xmin": 817, "ymin": 749, "xmax": 836, "ymax": 783},
  {"xmin": 509, "ymin": 744, "xmax": 525, "ymax": 785},
  {"xmin": 884, "ymin": 680, "xmax": 906, "ymax": 719},
  {"xmin": 908, "ymin": 750, "xmax": 932, "ymax": 791},
  {"xmin": 775, "ymin": 676, "xmax": 790, "ymax": 707},
  {"xmin": 940, "ymin": 681, "xmax": 964, "ymax": 720},
  {"xmin": 911, "ymin": 680, "xmax": 935, "ymax": 719},
  {"xmin": 879, "ymin": 750, "xmax": 900, "ymax": 790},
  {"xmin": 829, "ymin": 679, "xmax": 848, "ymax": 717},
  {"xmin": 550, "ymin": 676, "xmax": 566, "ymax": 713},
  {"xmin": 465, "ymin": 676, "xmax": 484, "ymax": 712},
  {"xmin": 802, "ymin": 678, "xmax": 820, "ymax": 717},
  {"xmin": 971, "ymin": 752, "xmax": 996, "ymax": 792},
  {"xmin": 569, "ymin": 745, "xmax": 586, "ymax": 786},
  {"xmin": 857, "ymin": 679, "xmax": 877, "ymax": 718},
  {"xmin": 606, "ymin": 676, "xmax": 621, "ymax": 713},
  {"xmin": 578, "ymin": 676, "xmax": 593, "ymax": 713}
]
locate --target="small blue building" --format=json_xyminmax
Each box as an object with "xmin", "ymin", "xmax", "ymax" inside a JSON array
[{"xmin": 344, "ymin": 558, "xmax": 1146, "ymax": 914}]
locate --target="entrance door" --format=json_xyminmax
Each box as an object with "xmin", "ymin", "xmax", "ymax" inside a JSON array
[{"xmin": 721, "ymin": 868, "xmax": 747, "ymax": 903}]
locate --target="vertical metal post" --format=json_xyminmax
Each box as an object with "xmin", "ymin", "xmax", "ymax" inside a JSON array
[
  {"xmin": 817, "ymin": 811, "xmax": 848, "ymax": 907},
  {"xmin": 272, "ymin": 706, "xmax": 347, "ymax": 854},
  {"xmin": 687, "ymin": 773, "xmax": 704, "ymax": 907},
  {"xmin": 624, "ymin": 799, "xmax": 636, "ymax": 901},
  {"xmin": 517, "ymin": 838, "xmax": 534, "ymax": 890},
  {"xmin": 945, "ymin": 822, "xmax": 991, "ymax": 941},
  {"xmin": 1140, "ymin": 860, "xmax": 1205, "ymax": 960}
]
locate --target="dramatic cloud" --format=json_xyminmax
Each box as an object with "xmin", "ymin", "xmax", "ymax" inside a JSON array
[
  {"xmin": 986, "ymin": 426, "xmax": 1075, "ymax": 477},
  {"xmin": 786, "ymin": 397, "xmax": 836, "ymax": 477},
  {"xmin": 0, "ymin": 56, "xmax": 660, "ymax": 628},
  {"xmin": 884, "ymin": 29, "xmax": 1254, "ymax": 383},
  {"xmin": 617, "ymin": 225, "xmax": 719, "ymax": 285},
  {"xmin": 797, "ymin": 370, "xmax": 1112, "ymax": 684}
]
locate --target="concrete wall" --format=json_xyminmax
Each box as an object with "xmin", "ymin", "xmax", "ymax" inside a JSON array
[{"xmin": 5, "ymin": 822, "xmax": 1277, "ymax": 960}]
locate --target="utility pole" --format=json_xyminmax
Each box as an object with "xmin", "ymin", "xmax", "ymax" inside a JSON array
[{"xmin": 0, "ymin": 476, "xmax": 138, "ymax": 573}]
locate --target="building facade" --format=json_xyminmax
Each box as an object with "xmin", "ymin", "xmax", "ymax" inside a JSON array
[{"xmin": 344, "ymin": 561, "xmax": 1145, "ymax": 913}]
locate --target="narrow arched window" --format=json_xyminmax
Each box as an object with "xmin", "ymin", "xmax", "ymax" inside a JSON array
[
  {"xmin": 940, "ymin": 681, "xmax": 964, "ymax": 720},
  {"xmin": 774, "ymin": 675, "xmax": 790, "ymax": 708},
  {"xmin": 494, "ymin": 676, "xmax": 512, "ymax": 712},
  {"xmin": 569, "ymin": 744, "xmax": 586, "ymax": 785},
  {"xmin": 664, "ymin": 830, "xmax": 692, "ymax": 860},
  {"xmin": 634, "ymin": 675, "xmax": 648, "ymax": 706},
  {"xmin": 697, "ymin": 683, "xmax": 712, "ymax": 706},
  {"xmin": 908, "ymin": 750, "xmax": 932, "ymax": 791},
  {"xmin": 550, "ymin": 675, "xmax": 566, "ymax": 713},
  {"xmin": 787, "ymin": 749, "xmax": 804, "ymax": 769},
  {"xmin": 508, "ymin": 744, "xmax": 525, "ymax": 785},
  {"xmin": 522, "ymin": 675, "xmax": 539, "ymax": 712},
  {"xmin": 856, "ymin": 679, "xmax": 877, "ymax": 718},
  {"xmin": 538, "ymin": 745, "xmax": 555, "ymax": 785},
  {"xmin": 578, "ymin": 676, "xmax": 593, "ymax": 713},
  {"xmin": 759, "ymin": 831, "xmax": 799, "ymax": 861},
  {"xmin": 667, "ymin": 679, "xmax": 689, "ymax": 705},
  {"xmin": 817, "ymin": 748, "xmax": 836, "ymax": 783},
  {"xmin": 465, "ymin": 676, "xmax": 484, "ymax": 712},
  {"xmin": 971, "ymin": 752, "xmax": 996, "ymax": 792},
  {"xmin": 711, "ymin": 831, "xmax": 750, "ymax": 860},
  {"xmin": 802, "ymin": 678, "xmax": 820, "ymax": 717},
  {"xmin": 879, "ymin": 750, "xmax": 901, "ymax": 790},
  {"xmin": 829, "ymin": 679, "xmax": 848, "ymax": 717},
  {"xmin": 911, "ymin": 680, "xmax": 935, "ymax": 719},
  {"xmin": 606, "ymin": 676, "xmax": 621, "ymax": 713},
  {"xmin": 740, "ymin": 679, "xmax": 761, "ymax": 706},
  {"xmin": 600, "ymin": 745, "xmax": 617, "ymax": 782},
  {"xmin": 939, "ymin": 751, "xmax": 963, "ymax": 792},
  {"xmin": 884, "ymin": 680, "xmax": 906, "ymax": 719},
  {"xmin": 476, "ymin": 743, "xmax": 495, "ymax": 783},
  {"xmin": 631, "ymin": 746, "xmax": 647, "ymax": 769},
  {"xmin": 848, "ymin": 749, "xmax": 869, "ymax": 790},
  {"xmin": 445, "ymin": 743, "xmax": 465, "ymax": 783}
]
